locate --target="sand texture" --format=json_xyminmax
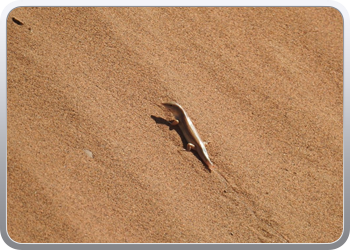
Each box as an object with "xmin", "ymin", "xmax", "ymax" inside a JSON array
[{"xmin": 7, "ymin": 7, "xmax": 343, "ymax": 243}]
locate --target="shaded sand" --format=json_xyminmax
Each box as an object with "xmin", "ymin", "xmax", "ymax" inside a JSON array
[{"xmin": 7, "ymin": 7, "xmax": 343, "ymax": 243}]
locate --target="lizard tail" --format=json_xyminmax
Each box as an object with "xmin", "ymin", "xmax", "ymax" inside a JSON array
[{"xmin": 209, "ymin": 165, "xmax": 216, "ymax": 172}]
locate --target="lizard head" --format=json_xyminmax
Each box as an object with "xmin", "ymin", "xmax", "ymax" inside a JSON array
[{"xmin": 162, "ymin": 101, "xmax": 184, "ymax": 117}]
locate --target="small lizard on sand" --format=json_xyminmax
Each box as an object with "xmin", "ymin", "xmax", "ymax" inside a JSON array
[
  {"xmin": 162, "ymin": 101, "xmax": 216, "ymax": 172},
  {"xmin": 162, "ymin": 101, "xmax": 234, "ymax": 192}
]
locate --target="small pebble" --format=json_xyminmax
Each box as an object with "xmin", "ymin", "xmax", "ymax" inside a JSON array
[{"xmin": 84, "ymin": 149, "xmax": 93, "ymax": 158}]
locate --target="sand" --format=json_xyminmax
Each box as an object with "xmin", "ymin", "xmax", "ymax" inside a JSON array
[{"xmin": 7, "ymin": 7, "xmax": 343, "ymax": 243}]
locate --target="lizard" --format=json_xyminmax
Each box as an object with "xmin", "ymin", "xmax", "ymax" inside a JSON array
[{"xmin": 162, "ymin": 101, "xmax": 216, "ymax": 172}]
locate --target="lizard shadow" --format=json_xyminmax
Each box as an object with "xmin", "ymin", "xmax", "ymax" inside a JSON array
[{"xmin": 150, "ymin": 115, "xmax": 210, "ymax": 172}]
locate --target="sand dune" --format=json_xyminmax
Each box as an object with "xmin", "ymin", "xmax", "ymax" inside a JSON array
[{"xmin": 7, "ymin": 7, "xmax": 343, "ymax": 243}]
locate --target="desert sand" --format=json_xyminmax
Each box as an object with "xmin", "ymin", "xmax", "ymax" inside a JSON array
[{"xmin": 7, "ymin": 7, "xmax": 343, "ymax": 243}]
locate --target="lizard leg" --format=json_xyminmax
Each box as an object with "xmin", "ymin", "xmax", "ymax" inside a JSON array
[
  {"xmin": 186, "ymin": 143, "xmax": 195, "ymax": 151},
  {"xmin": 169, "ymin": 119, "xmax": 179, "ymax": 126}
]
